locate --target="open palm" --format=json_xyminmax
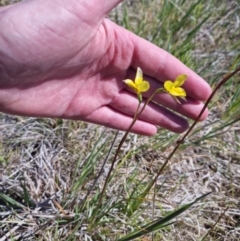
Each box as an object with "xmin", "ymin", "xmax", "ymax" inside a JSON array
[{"xmin": 0, "ymin": 0, "xmax": 211, "ymax": 135}]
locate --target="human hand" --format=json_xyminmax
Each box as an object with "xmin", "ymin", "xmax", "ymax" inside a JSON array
[{"xmin": 0, "ymin": 0, "xmax": 211, "ymax": 135}]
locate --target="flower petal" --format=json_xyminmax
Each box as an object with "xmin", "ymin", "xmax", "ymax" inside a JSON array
[
  {"xmin": 169, "ymin": 87, "xmax": 186, "ymax": 97},
  {"xmin": 135, "ymin": 67, "xmax": 143, "ymax": 86},
  {"xmin": 164, "ymin": 80, "xmax": 174, "ymax": 92},
  {"xmin": 173, "ymin": 74, "xmax": 187, "ymax": 87},
  {"xmin": 138, "ymin": 81, "xmax": 150, "ymax": 93},
  {"xmin": 124, "ymin": 79, "xmax": 138, "ymax": 93}
]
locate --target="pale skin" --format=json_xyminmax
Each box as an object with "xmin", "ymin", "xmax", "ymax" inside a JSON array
[{"xmin": 0, "ymin": 0, "xmax": 212, "ymax": 135}]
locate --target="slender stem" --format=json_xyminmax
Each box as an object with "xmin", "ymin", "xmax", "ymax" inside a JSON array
[
  {"xmin": 98, "ymin": 103, "xmax": 141, "ymax": 204},
  {"xmin": 147, "ymin": 65, "xmax": 240, "ymax": 192},
  {"xmin": 99, "ymin": 90, "xmax": 159, "ymax": 205},
  {"xmin": 201, "ymin": 207, "xmax": 228, "ymax": 241}
]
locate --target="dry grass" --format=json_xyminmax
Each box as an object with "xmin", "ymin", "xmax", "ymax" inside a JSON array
[{"xmin": 1, "ymin": 0, "xmax": 240, "ymax": 240}]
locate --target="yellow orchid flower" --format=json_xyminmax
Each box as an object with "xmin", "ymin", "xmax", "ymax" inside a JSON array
[
  {"xmin": 124, "ymin": 67, "xmax": 150, "ymax": 102},
  {"xmin": 163, "ymin": 74, "xmax": 187, "ymax": 103}
]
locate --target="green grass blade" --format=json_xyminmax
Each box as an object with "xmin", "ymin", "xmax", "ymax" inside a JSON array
[
  {"xmin": 118, "ymin": 192, "xmax": 211, "ymax": 241},
  {"xmin": 20, "ymin": 183, "xmax": 35, "ymax": 207},
  {"xmin": 0, "ymin": 192, "xmax": 25, "ymax": 209},
  {"xmin": 172, "ymin": 0, "xmax": 202, "ymax": 33},
  {"xmin": 72, "ymin": 130, "xmax": 109, "ymax": 192}
]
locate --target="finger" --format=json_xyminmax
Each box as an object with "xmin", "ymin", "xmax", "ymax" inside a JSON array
[
  {"xmin": 123, "ymin": 26, "xmax": 212, "ymax": 101},
  {"xmin": 81, "ymin": 106, "xmax": 158, "ymax": 136},
  {"xmin": 109, "ymin": 90, "xmax": 189, "ymax": 133},
  {"xmin": 124, "ymin": 68, "xmax": 209, "ymax": 121}
]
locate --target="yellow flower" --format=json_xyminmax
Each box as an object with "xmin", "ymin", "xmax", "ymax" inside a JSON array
[
  {"xmin": 124, "ymin": 67, "xmax": 150, "ymax": 102},
  {"xmin": 164, "ymin": 74, "xmax": 187, "ymax": 103}
]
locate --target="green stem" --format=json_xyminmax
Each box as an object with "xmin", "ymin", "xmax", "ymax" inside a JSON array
[
  {"xmin": 99, "ymin": 90, "xmax": 159, "ymax": 205},
  {"xmin": 201, "ymin": 207, "xmax": 228, "ymax": 241},
  {"xmin": 146, "ymin": 65, "xmax": 240, "ymax": 193}
]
